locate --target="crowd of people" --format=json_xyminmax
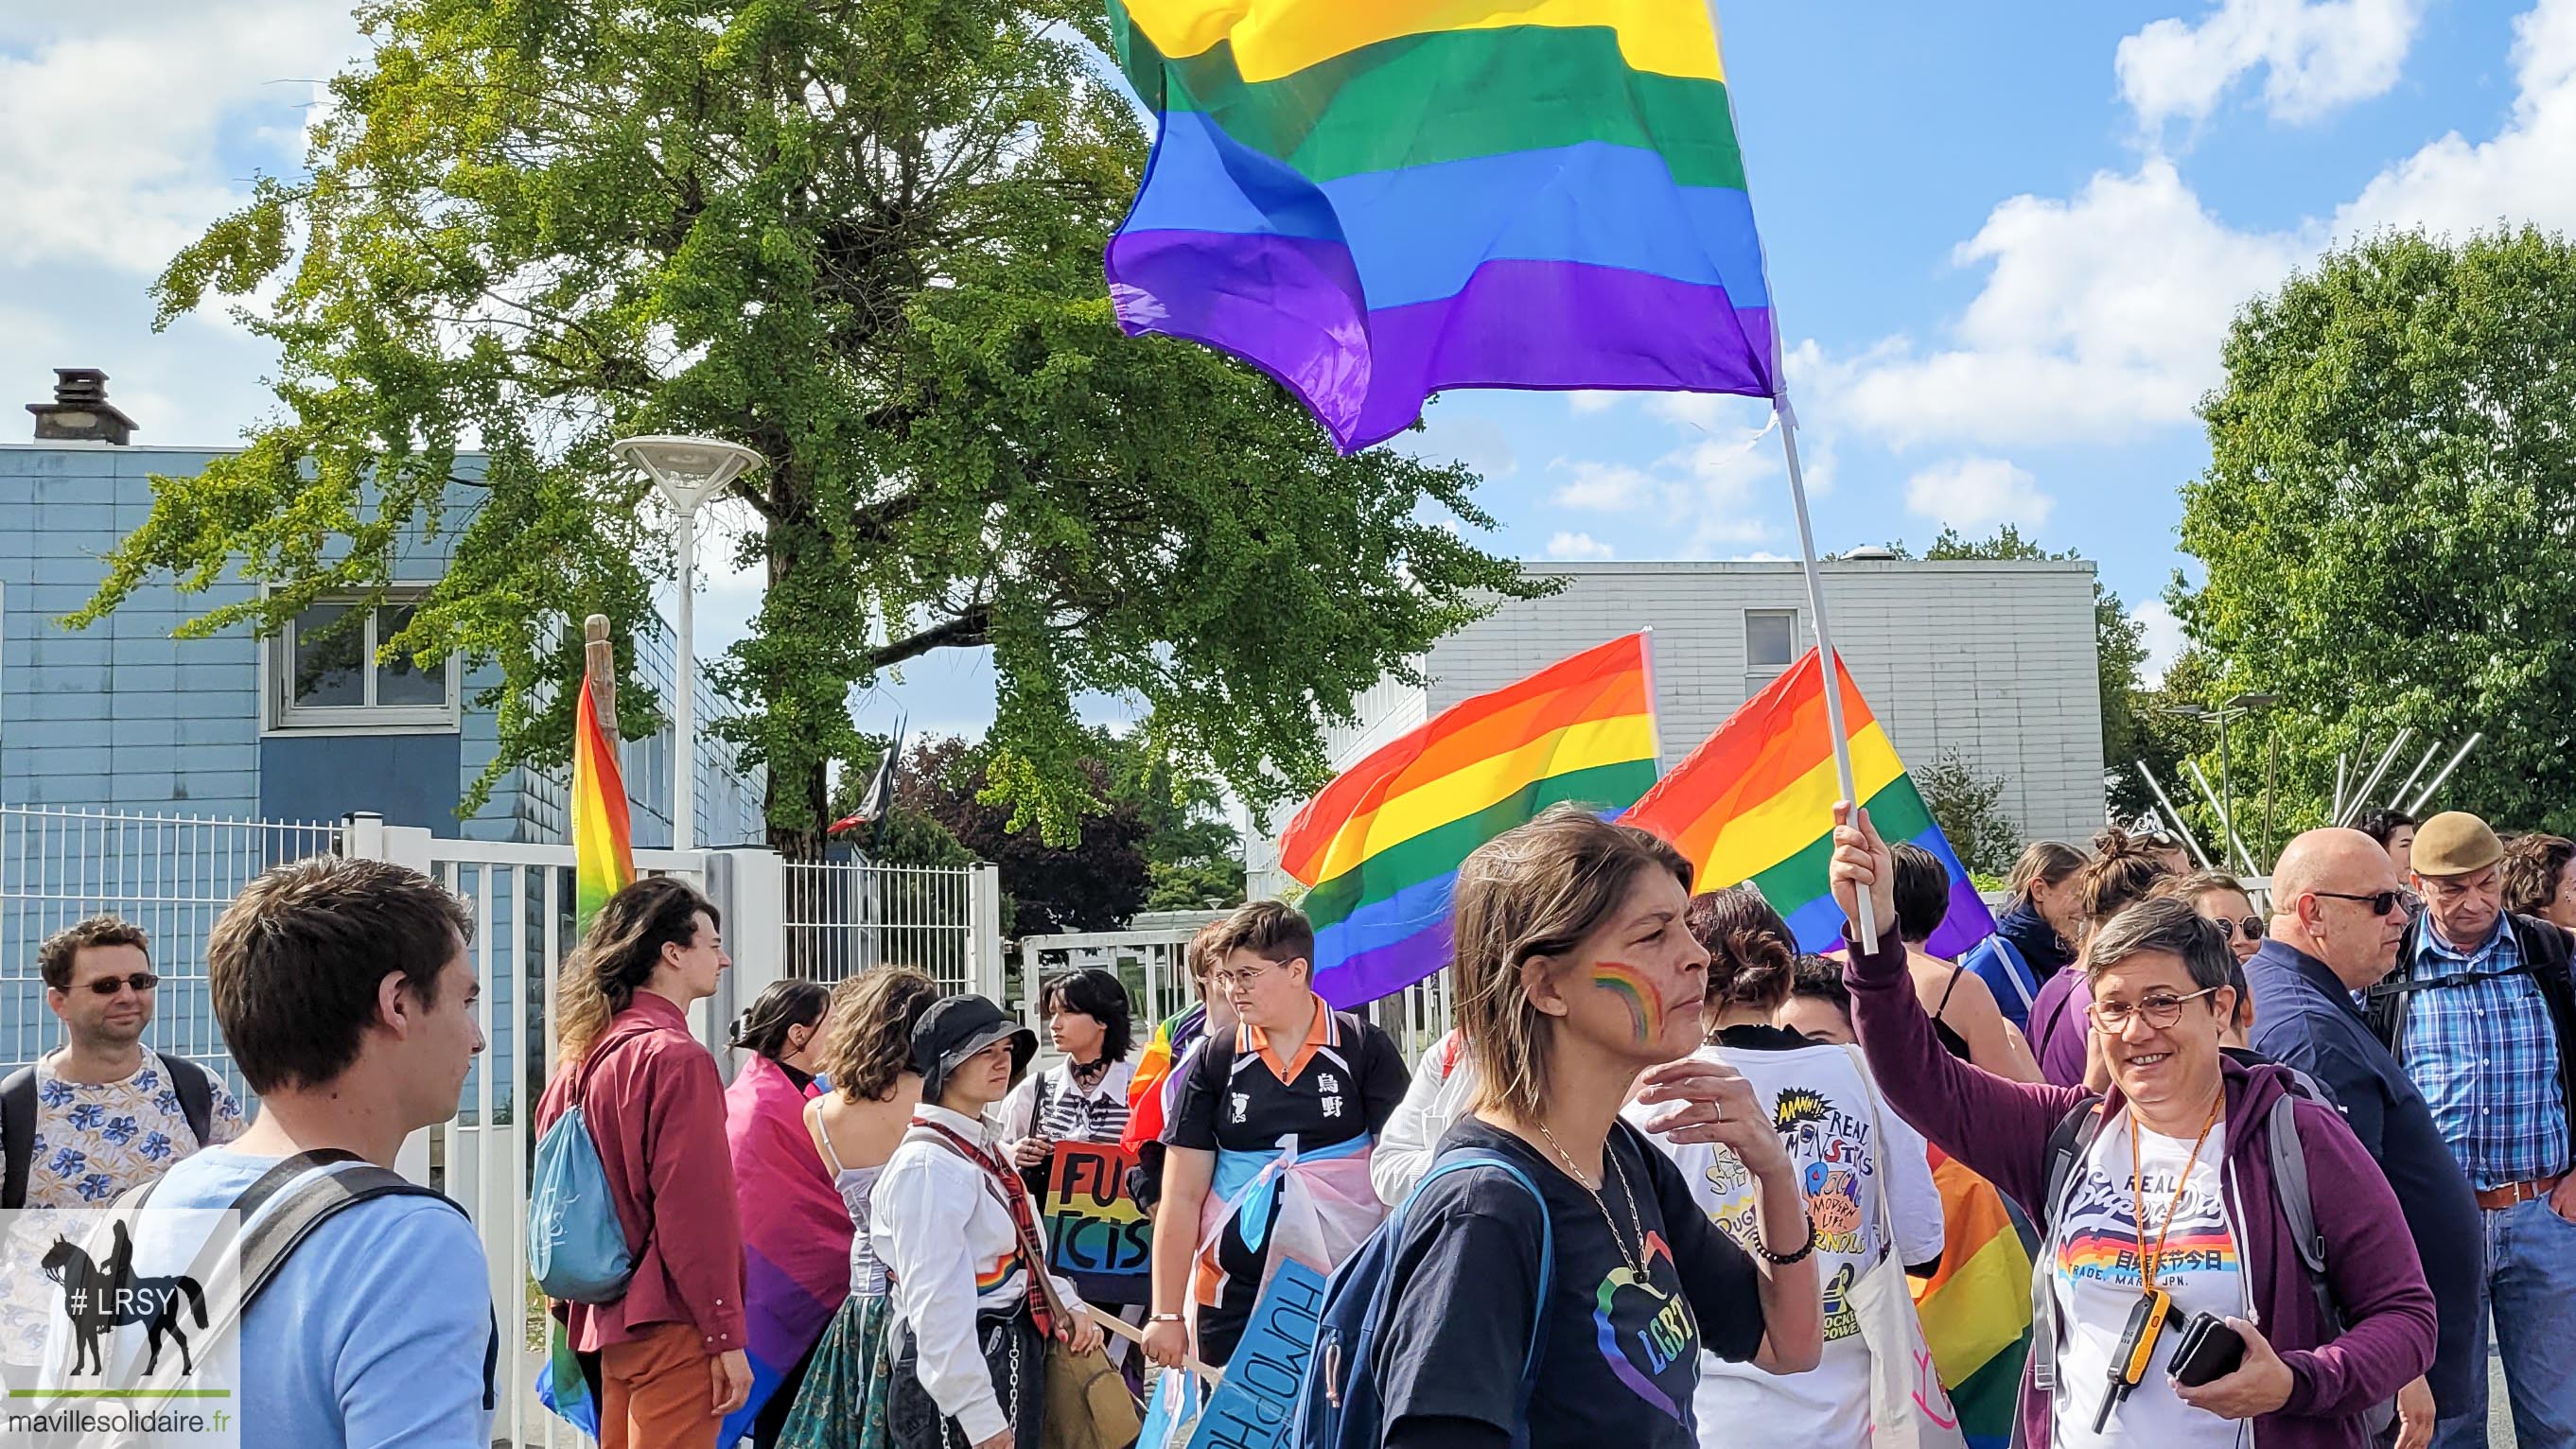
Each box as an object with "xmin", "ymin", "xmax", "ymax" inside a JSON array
[{"xmin": 4, "ymin": 795, "xmax": 2573, "ymax": 1449}]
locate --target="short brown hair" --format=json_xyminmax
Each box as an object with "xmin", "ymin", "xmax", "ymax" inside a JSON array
[
  {"xmin": 208, "ymin": 856, "xmax": 473, "ymax": 1094},
  {"xmin": 1685, "ymin": 886, "xmax": 1797, "ymax": 1016},
  {"xmin": 1455, "ymin": 806, "xmax": 1694, "ymax": 1124},
  {"xmin": 2501, "ymin": 834, "xmax": 2576, "ymax": 919},
  {"xmin": 822, "ymin": 968, "xmax": 940, "ymax": 1102},
  {"xmin": 1201, "ymin": 900, "xmax": 1314, "ymax": 970},
  {"xmin": 39, "ymin": 916, "xmax": 150, "ymax": 992},
  {"xmin": 2083, "ymin": 895, "xmax": 2234, "ymax": 997}
]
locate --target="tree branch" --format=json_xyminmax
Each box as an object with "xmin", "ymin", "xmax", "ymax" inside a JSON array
[{"xmin": 870, "ymin": 603, "xmax": 992, "ymax": 670}]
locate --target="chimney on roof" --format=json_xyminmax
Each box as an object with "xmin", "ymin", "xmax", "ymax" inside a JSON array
[{"xmin": 28, "ymin": 368, "xmax": 137, "ymax": 445}]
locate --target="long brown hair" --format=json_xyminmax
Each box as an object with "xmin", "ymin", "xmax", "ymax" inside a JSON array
[
  {"xmin": 2006, "ymin": 840, "xmax": 2087, "ymax": 903},
  {"xmin": 556, "ymin": 877, "xmax": 722, "ymax": 1061},
  {"xmin": 822, "ymin": 968, "xmax": 940, "ymax": 1102},
  {"xmin": 1454, "ymin": 805, "xmax": 1694, "ymax": 1125}
]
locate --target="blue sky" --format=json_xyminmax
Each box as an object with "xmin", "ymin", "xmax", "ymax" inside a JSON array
[{"xmin": 6, "ymin": 0, "xmax": 2571, "ymax": 742}]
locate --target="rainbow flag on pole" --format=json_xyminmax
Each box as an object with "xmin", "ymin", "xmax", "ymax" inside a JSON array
[
  {"xmin": 1280, "ymin": 634, "xmax": 1660, "ymax": 1006},
  {"xmin": 1622, "ymin": 649, "xmax": 1995, "ymax": 959},
  {"xmin": 570, "ymin": 663, "xmax": 635, "ymax": 931},
  {"xmin": 1104, "ymin": 0, "xmax": 1780, "ymax": 451}
]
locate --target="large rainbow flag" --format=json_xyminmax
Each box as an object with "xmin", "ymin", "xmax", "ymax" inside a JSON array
[
  {"xmin": 1104, "ymin": 1, "xmax": 1780, "ymax": 451},
  {"xmin": 1280, "ymin": 633, "xmax": 1659, "ymax": 1006},
  {"xmin": 1911, "ymin": 1148, "xmax": 2036, "ymax": 1449},
  {"xmin": 1622, "ymin": 649, "xmax": 1996, "ymax": 959}
]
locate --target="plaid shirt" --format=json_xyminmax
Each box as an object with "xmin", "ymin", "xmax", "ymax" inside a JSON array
[{"xmin": 2405, "ymin": 919, "xmax": 2571, "ymax": 1189}]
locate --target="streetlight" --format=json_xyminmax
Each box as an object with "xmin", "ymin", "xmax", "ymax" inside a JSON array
[
  {"xmin": 2165, "ymin": 692, "xmax": 2277, "ymax": 870},
  {"xmin": 610, "ymin": 435, "xmax": 764, "ymax": 851}
]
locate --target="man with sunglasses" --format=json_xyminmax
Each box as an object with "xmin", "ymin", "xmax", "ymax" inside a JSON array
[
  {"xmin": 2250, "ymin": 829, "xmax": 2480, "ymax": 1449},
  {"xmin": 0, "ymin": 916, "xmax": 244, "ymax": 1388},
  {"xmin": 2364, "ymin": 812, "xmax": 2576, "ymax": 1449}
]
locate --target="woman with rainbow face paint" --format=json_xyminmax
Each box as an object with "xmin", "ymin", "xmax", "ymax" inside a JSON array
[
  {"xmin": 1633, "ymin": 884, "xmax": 1948, "ymax": 1447},
  {"xmin": 1360, "ymin": 806, "xmax": 1823, "ymax": 1449}
]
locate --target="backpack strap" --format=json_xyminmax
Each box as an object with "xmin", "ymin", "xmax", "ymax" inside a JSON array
[
  {"xmin": 157, "ymin": 1052, "xmax": 217, "ymax": 1149},
  {"xmin": 2265, "ymin": 1091, "xmax": 2337, "ymax": 1332},
  {"xmin": 1399, "ymin": 1151, "xmax": 1556, "ymax": 1408},
  {"xmin": 2027, "ymin": 1095, "xmax": 2109, "ymax": 1395},
  {"xmin": 1, "ymin": 1065, "xmax": 34, "ymax": 1212},
  {"xmin": 1983, "ymin": 935, "xmax": 2036, "ymax": 1013}
]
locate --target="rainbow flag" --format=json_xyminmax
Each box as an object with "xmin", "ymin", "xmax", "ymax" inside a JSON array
[
  {"xmin": 1104, "ymin": 1, "xmax": 1779, "ymax": 452},
  {"xmin": 1280, "ymin": 634, "xmax": 1660, "ymax": 1005},
  {"xmin": 1121, "ymin": 1004, "xmax": 1207, "ymax": 1155},
  {"xmin": 1622, "ymin": 648, "xmax": 1996, "ymax": 958},
  {"xmin": 1911, "ymin": 1149, "xmax": 2036, "ymax": 1449},
  {"xmin": 571, "ymin": 662, "xmax": 635, "ymax": 931}
]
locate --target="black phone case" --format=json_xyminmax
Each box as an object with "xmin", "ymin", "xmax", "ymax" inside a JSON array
[{"xmin": 2170, "ymin": 1313, "xmax": 2246, "ymax": 1388}]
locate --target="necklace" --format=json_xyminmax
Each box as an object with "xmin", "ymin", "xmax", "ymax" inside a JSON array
[{"xmin": 1536, "ymin": 1120, "xmax": 1649, "ymax": 1278}]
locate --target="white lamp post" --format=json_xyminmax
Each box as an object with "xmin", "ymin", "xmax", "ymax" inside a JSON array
[{"xmin": 610, "ymin": 434, "xmax": 764, "ymax": 851}]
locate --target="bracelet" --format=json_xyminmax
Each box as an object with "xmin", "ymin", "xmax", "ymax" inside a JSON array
[
  {"xmin": 1757, "ymin": 1214, "xmax": 1818, "ymax": 1266},
  {"xmin": 1148, "ymin": 1313, "xmax": 1185, "ymax": 1323}
]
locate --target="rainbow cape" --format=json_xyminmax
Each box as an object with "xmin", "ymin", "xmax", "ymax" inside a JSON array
[
  {"xmin": 1104, "ymin": 0, "xmax": 1779, "ymax": 451},
  {"xmin": 1280, "ymin": 634, "xmax": 1659, "ymax": 1006},
  {"xmin": 1622, "ymin": 648, "xmax": 1996, "ymax": 958},
  {"xmin": 1122, "ymin": 1004, "xmax": 1208, "ymax": 1155},
  {"xmin": 1911, "ymin": 1148, "xmax": 2036, "ymax": 1449},
  {"xmin": 720, "ymin": 1056, "xmax": 853, "ymax": 1445}
]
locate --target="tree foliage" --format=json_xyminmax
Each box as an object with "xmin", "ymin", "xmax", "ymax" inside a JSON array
[
  {"xmin": 892, "ymin": 734, "xmax": 1149, "ymax": 938},
  {"xmin": 79, "ymin": 0, "xmax": 1532, "ymax": 856},
  {"xmin": 1915, "ymin": 746, "xmax": 2021, "ymax": 880},
  {"xmin": 2175, "ymin": 227, "xmax": 2576, "ymax": 837}
]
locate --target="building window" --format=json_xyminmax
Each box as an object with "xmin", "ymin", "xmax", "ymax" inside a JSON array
[
  {"xmin": 273, "ymin": 598, "xmax": 460, "ymax": 729},
  {"xmin": 1745, "ymin": 610, "xmax": 1797, "ymax": 670}
]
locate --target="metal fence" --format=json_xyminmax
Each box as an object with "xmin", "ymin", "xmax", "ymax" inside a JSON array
[
  {"xmin": 783, "ymin": 860, "xmax": 983, "ymax": 998},
  {"xmin": 0, "ymin": 806, "xmax": 344, "ymax": 1097}
]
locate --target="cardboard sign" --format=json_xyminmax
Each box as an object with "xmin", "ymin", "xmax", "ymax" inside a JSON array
[
  {"xmin": 1039, "ymin": 1141, "xmax": 1152, "ymax": 1305},
  {"xmin": 1186, "ymin": 1258, "xmax": 1330, "ymax": 1449}
]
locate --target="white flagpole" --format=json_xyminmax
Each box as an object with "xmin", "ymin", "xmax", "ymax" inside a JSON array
[{"xmin": 1776, "ymin": 396, "xmax": 1880, "ymax": 944}]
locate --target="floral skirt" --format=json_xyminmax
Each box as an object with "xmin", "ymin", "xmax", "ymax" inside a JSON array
[{"xmin": 777, "ymin": 1293, "xmax": 897, "ymax": 1449}]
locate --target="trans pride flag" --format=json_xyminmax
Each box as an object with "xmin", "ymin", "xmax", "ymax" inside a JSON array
[
  {"xmin": 1280, "ymin": 634, "xmax": 1659, "ymax": 1005},
  {"xmin": 1623, "ymin": 649, "xmax": 1997, "ymax": 959},
  {"xmin": 1105, "ymin": 0, "xmax": 1780, "ymax": 451}
]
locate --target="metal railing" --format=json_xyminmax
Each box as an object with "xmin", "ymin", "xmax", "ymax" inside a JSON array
[{"xmin": 782, "ymin": 859, "xmax": 984, "ymax": 998}]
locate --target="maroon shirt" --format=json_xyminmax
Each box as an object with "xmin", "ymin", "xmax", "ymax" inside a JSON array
[{"xmin": 535, "ymin": 991, "xmax": 747, "ymax": 1354}]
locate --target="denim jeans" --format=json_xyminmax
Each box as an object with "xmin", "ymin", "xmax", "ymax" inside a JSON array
[{"xmin": 2430, "ymin": 1196, "xmax": 2576, "ymax": 1449}]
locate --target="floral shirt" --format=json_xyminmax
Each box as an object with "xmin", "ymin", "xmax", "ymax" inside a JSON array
[{"xmin": 0, "ymin": 1052, "xmax": 246, "ymax": 1366}]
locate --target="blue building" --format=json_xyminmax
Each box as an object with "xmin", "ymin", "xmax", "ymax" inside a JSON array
[{"xmin": 2, "ymin": 369, "xmax": 767, "ymax": 1077}]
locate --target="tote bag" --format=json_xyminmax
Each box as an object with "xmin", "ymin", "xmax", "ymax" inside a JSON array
[{"xmin": 1844, "ymin": 1048, "xmax": 1969, "ymax": 1449}]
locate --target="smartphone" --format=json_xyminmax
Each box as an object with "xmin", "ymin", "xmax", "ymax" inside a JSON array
[{"xmin": 2170, "ymin": 1313, "xmax": 2246, "ymax": 1388}]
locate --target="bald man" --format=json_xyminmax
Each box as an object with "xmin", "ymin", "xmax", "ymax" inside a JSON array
[{"xmin": 2251, "ymin": 829, "xmax": 2477, "ymax": 1447}]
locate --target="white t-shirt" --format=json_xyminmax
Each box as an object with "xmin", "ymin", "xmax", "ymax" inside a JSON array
[
  {"xmin": 1631, "ymin": 1037, "xmax": 1944, "ymax": 1449},
  {"xmin": 2051, "ymin": 1114, "xmax": 2248, "ymax": 1449}
]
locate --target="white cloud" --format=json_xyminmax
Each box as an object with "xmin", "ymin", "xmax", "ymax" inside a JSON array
[
  {"xmin": 1567, "ymin": 392, "xmax": 1623, "ymax": 415},
  {"xmin": 1903, "ymin": 456, "xmax": 2056, "ymax": 532},
  {"xmin": 1544, "ymin": 531, "xmax": 1617, "ymax": 561},
  {"xmin": 2117, "ymin": 0, "xmax": 2426, "ymax": 132},
  {"xmin": 2331, "ymin": 0, "xmax": 2576, "ymax": 241},
  {"xmin": 2131, "ymin": 599, "xmax": 2190, "ymax": 683},
  {"xmin": 1550, "ymin": 460, "xmax": 1656, "ymax": 511}
]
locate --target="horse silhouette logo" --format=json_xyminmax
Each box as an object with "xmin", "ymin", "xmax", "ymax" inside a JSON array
[{"xmin": 40, "ymin": 1220, "xmax": 207, "ymax": 1376}]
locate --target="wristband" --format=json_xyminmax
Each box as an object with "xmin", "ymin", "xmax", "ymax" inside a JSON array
[
  {"xmin": 1757, "ymin": 1214, "xmax": 1818, "ymax": 1266},
  {"xmin": 1149, "ymin": 1313, "xmax": 1185, "ymax": 1323}
]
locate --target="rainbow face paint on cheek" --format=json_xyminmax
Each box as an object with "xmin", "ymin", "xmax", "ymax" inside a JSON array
[{"xmin": 1591, "ymin": 962, "xmax": 1664, "ymax": 1046}]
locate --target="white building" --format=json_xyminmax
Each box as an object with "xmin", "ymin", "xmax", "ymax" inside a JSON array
[{"xmin": 1250, "ymin": 555, "xmax": 2106, "ymax": 895}]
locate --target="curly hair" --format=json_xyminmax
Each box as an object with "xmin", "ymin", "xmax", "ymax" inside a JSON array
[
  {"xmin": 2501, "ymin": 834, "xmax": 2576, "ymax": 919},
  {"xmin": 1683, "ymin": 885, "xmax": 1798, "ymax": 1017},
  {"xmin": 822, "ymin": 968, "xmax": 941, "ymax": 1102},
  {"xmin": 555, "ymin": 877, "xmax": 721, "ymax": 1060},
  {"xmin": 38, "ymin": 916, "xmax": 150, "ymax": 992}
]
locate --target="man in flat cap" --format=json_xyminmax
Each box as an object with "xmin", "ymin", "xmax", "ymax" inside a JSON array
[{"xmin": 2369, "ymin": 811, "xmax": 2576, "ymax": 1448}]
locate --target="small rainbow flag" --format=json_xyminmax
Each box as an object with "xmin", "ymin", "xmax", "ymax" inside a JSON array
[
  {"xmin": 1911, "ymin": 1148, "xmax": 2035, "ymax": 1449},
  {"xmin": 1104, "ymin": 0, "xmax": 1779, "ymax": 451},
  {"xmin": 1280, "ymin": 634, "xmax": 1660, "ymax": 1006},
  {"xmin": 1121, "ymin": 1004, "xmax": 1204, "ymax": 1156},
  {"xmin": 571, "ymin": 661, "xmax": 635, "ymax": 931},
  {"xmin": 1622, "ymin": 648, "xmax": 1995, "ymax": 958}
]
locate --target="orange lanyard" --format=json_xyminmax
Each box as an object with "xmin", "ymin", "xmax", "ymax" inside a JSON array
[{"xmin": 2129, "ymin": 1096, "xmax": 2223, "ymax": 1293}]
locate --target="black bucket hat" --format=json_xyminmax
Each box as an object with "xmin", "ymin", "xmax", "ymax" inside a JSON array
[{"xmin": 912, "ymin": 994, "xmax": 1037, "ymax": 1103}]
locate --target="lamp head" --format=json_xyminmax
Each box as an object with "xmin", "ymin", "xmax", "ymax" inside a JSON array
[{"xmin": 610, "ymin": 434, "xmax": 764, "ymax": 515}]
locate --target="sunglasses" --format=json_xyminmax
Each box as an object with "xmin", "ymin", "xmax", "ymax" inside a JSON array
[
  {"xmin": 2087, "ymin": 985, "xmax": 2223, "ymax": 1034},
  {"xmin": 2313, "ymin": 890, "xmax": 2417, "ymax": 917},
  {"xmin": 78, "ymin": 972, "xmax": 160, "ymax": 997},
  {"xmin": 2213, "ymin": 917, "xmax": 2265, "ymax": 942}
]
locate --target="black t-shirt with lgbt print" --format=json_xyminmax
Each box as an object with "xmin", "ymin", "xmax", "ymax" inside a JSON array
[{"xmin": 1374, "ymin": 1115, "xmax": 1767, "ymax": 1447}]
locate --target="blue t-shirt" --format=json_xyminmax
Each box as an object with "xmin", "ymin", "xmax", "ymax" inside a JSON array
[{"xmin": 145, "ymin": 1148, "xmax": 493, "ymax": 1449}]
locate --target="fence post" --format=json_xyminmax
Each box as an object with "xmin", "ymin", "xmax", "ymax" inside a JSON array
[
  {"xmin": 969, "ymin": 864, "xmax": 1007, "ymax": 1005},
  {"xmin": 702, "ymin": 847, "xmax": 785, "ymax": 1078},
  {"xmin": 342, "ymin": 817, "xmax": 440, "ymax": 1186}
]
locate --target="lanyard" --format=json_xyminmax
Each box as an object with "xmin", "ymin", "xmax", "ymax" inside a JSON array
[{"xmin": 2129, "ymin": 1095, "xmax": 2223, "ymax": 1294}]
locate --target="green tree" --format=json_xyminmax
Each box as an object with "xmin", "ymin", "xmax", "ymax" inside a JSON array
[
  {"xmin": 895, "ymin": 734, "xmax": 1151, "ymax": 937},
  {"xmin": 1914, "ymin": 746, "xmax": 2021, "ymax": 879},
  {"xmin": 1884, "ymin": 525, "xmax": 2152, "ymax": 816},
  {"xmin": 2176, "ymin": 227, "xmax": 2576, "ymax": 836},
  {"xmin": 79, "ymin": 0, "xmax": 1531, "ymax": 857}
]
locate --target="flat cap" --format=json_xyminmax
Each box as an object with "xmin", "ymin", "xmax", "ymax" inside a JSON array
[{"xmin": 2411, "ymin": 811, "xmax": 2505, "ymax": 878}]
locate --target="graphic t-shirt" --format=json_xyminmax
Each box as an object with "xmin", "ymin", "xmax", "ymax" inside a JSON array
[
  {"xmin": 1635, "ymin": 1036, "xmax": 1945, "ymax": 1449},
  {"xmin": 1374, "ymin": 1117, "xmax": 1766, "ymax": 1447},
  {"xmin": 2052, "ymin": 1114, "xmax": 2247, "ymax": 1449},
  {"xmin": 0, "ymin": 1052, "xmax": 245, "ymax": 1366}
]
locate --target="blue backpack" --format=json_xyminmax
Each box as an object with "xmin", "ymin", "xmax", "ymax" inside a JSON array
[
  {"xmin": 528, "ymin": 1029, "xmax": 644, "ymax": 1303},
  {"xmin": 1292, "ymin": 1153, "xmax": 1554, "ymax": 1449}
]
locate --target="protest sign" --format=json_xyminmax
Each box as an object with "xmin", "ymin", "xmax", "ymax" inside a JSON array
[
  {"xmin": 1186, "ymin": 1258, "xmax": 1329, "ymax": 1449},
  {"xmin": 1039, "ymin": 1142, "xmax": 1151, "ymax": 1306}
]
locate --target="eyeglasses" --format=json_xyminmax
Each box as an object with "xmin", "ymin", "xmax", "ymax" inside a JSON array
[
  {"xmin": 2313, "ymin": 889, "xmax": 2417, "ymax": 917},
  {"xmin": 2086, "ymin": 986, "xmax": 2223, "ymax": 1034},
  {"xmin": 79, "ymin": 972, "xmax": 160, "ymax": 997},
  {"xmin": 1211, "ymin": 960, "xmax": 1305, "ymax": 993},
  {"xmin": 2213, "ymin": 917, "xmax": 2265, "ymax": 942}
]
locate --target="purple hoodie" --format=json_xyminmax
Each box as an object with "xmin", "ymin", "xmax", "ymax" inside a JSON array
[{"xmin": 1845, "ymin": 927, "xmax": 2434, "ymax": 1449}]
